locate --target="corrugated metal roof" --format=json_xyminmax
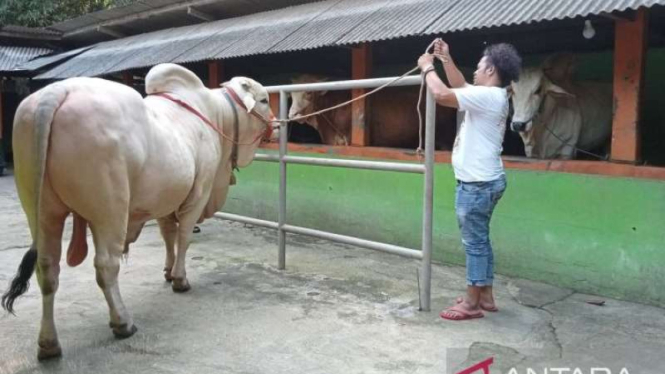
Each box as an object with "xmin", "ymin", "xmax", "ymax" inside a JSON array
[
  {"xmin": 0, "ymin": 25, "xmax": 61, "ymax": 37},
  {"xmin": 36, "ymin": 0, "xmax": 665, "ymax": 79},
  {"xmin": 424, "ymin": 0, "xmax": 665, "ymax": 33},
  {"xmin": 334, "ymin": 0, "xmax": 455, "ymax": 45},
  {"xmin": 16, "ymin": 47, "xmax": 92, "ymax": 72},
  {"xmin": 0, "ymin": 45, "xmax": 52, "ymax": 72}
]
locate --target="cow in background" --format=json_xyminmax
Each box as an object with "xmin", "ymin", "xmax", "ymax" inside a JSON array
[
  {"xmin": 288, "ymin": 75, "xmax": 458, "ymax": 150},
  {"xmin": 510, "ymin": 54, "xmax": 613, "ymax": 159}
]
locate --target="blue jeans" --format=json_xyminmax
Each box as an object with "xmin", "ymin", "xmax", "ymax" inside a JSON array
[{"xmin": 455, "ymin": 175, "xmax": 506, "ymax": 287}]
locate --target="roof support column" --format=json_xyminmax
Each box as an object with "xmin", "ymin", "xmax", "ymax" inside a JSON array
[
  {"xmin": 0, "ymin": 88, "xmax": 4, "ymax": 142},
  {"xmin": 122, "ymin": 71, "xmax": 133, "ymax": 87},
  {"xmin": 351, "ymin": 43, "xmax": 372, "ymax": 147},
  {"xmin": 208, "ymin": 60, "xmax": 224, "ymax": 89},
  {"xmin": 611, "ymin": 8, "xmax": 648, "ymax": 163}
]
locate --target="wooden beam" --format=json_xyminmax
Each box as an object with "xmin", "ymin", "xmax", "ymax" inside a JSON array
[
  {"xmin": 187, "ymin": 6, "xmax": 215, "ymax": 22},
  {"xmin": 351, "ymin": 43, "xmax": 372, "ymax": 147},
  {"xmin": 611, "ymin": 8, "xmax": 648, "ymax": 163},
  {"xmin": 96, "ymin": 26, "xmax": 125, "ymax": 39},
  {"xmin": 600, "ymin": 10, "xmax": 636, "ymax": 22},
  {"xmin": 207, "ymin": 60, "xmax": 224, "ymax": 88},
  {"xmin": 269, "ymin": 93, "xmax": 280, "ymax": 119},
  {"xmin": 0, "ymin": 90, "xmax": 3, "ymax": 141},
  {"xmin": 259, "ymin": 143, "xmax": 665, "ymax": 181},
  {"xmin": 122, "ymin": 71, "xmax": 133, "ymax": 87}
]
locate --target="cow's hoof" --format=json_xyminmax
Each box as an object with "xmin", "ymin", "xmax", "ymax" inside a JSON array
[
  {"xmin": 172, "ymin": 278, "xmax": 191, "ymax": 293},
  {"xmin": 110, "ymin": 322, "xmax": 138, "ymax": 339},
  {"xmin": 163, "ymin": 268, "xmax": 173, "ymax": 282},
  {"xmin": 37, "ymin": 341, "xmax": 62, "ymax": 361}
]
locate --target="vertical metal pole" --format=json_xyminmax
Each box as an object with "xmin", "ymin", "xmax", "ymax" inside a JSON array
[
  {"xmin": 420, "ymin": 89, "xmax": 435, "ymax": 311},
  {"xmin": 278, "ymin": 90, "xmax": 288, "ymax": 270}
]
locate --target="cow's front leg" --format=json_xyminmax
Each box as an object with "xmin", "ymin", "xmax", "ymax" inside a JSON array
[
  {"xmin": 170, "ymin": 217, "xmax": 197, "ymax": 293},
  {"xmin": 91, "ymin": 224, "xmax": 137, "ymax": 339},
  {"xmin": 158, "ymin": 214, "xmax": 178, "ymax": 282}
]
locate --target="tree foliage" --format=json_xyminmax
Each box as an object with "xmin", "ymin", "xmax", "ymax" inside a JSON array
[{"xmin": 0, "ymin": 0, "xmax": 135, "ymax": 28}]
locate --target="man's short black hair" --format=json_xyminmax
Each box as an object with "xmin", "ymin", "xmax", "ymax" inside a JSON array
[{"xmin": 483, "ymin": 43, "xmax": 522, "ymax": 87}]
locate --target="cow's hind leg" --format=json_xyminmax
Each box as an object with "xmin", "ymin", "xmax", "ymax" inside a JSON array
[
  {"xmin": 90, "ymin": 213, "xmax": 136, "ymax": 339},
  {"xmin": 158, "ymin": 214, "xmax": 178, "ymax": 282},
  {"xmin": 36, "ymin": 183, "xmax": 69, "ymax": 360}
]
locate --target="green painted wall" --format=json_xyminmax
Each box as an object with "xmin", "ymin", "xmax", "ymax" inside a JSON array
[{"xmin": 224, "ymin": 151, "xmax": 665, "ymax": 307}]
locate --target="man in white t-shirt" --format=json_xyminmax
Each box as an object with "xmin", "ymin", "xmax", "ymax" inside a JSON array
[{"xmin": 418, "ymin": 39, "xmax": 522, "ymax": 321}]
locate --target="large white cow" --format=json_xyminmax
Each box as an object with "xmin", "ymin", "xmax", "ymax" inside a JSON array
[
  {"xmin": 1, "ymin": 63, "xmax": 276, "ymax": 360},
  {"xmin": 510, "ymin": 57, "xmax": 613, "ymax": 159}
]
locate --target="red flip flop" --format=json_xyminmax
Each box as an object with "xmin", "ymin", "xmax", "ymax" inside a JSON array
[
  {"xmin": 456, "ymin": 297, "xmax": 499, "ymax": 312},
  {"xmin": 440, "ymin": 305, "xmax": 484, "ymax": 321}
]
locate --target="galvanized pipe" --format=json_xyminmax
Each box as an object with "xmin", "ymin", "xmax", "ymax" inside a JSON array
[
  {"xmin": 218, "ymin": 77, "xmax": 436, "ymax": 311},
  {"xmin": 281, "ymin": 225, "xmax": 423, "ymax": 260},
  {"xmin": 214, "ymin": 213, "xmax": 279, "ymax": 230},
  {"xmin": 254, "ymin": 154, "xmax": 424, "ymax": 174},
  {"xmin": 419, "ymin": 89, "xmax": 436, "ymax": 312},
  {"xmin": 266, "ymin": 75, "xmax": 422, "ymax": 93},
  {"xmin": 254, "ymin": 153, "xmax": 279, "ymax": 162},
  {"xmin": 283, "ymin": 156, "xmax": 424, "ymax": 174},
  {"xmin": 278, "ymin": 90, "xmax": 288, "ymax": 270}
]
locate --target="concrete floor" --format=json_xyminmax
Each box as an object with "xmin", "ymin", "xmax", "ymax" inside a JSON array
[{"xmin": 1, "ymin": 170, "xmax": 663, "ymax": 374}]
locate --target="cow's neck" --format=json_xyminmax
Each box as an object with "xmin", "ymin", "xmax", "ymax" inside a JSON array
[{"xmin": 218, "ymin": 97, "xmax": 238, "ymax": 171}]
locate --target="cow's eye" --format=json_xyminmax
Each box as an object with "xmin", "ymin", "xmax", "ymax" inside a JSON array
[
  {"xmin": 535, "ymin": 85, "xmax": 543, "ymax": 95},
  {"xmin": 260, "ymin": 99, "xmax": 268, "ymax": 104}
]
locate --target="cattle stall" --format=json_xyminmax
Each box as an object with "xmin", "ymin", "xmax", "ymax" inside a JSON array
[{"xmin": 12, "ymin": 1, "xmax": 665, "ymax": 307}]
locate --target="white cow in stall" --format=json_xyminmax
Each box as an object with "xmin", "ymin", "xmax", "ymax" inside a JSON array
[
  {"xmin": 510, "ymin": 55, "xmax": 613, "ymax": 159},
  {"xmin": 2, "ymin": 63, "xmax": 276, "ymax": 360}
]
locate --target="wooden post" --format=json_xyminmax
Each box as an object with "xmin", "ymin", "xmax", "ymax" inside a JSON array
[
  {"xmin": 0, "ymin": 89, "xmax": 3, "ymax": 142},
  {"xmin": 269, "ymin": 93, "xmax": 280, "ymax": 119},
  {"xmin": 351, "ymin": 43, "xmax": 372, "ymax": 146},
  {"xmin": 208, "ymin": 60, "xmax": 224, "ymax": 88},
  {"xmin": 611, "ymin": 8, "xmax": 648, "ymax": 163},
  {"xmin": 122, "ymin": 71, "xmax": 133, "ymax": 87}
]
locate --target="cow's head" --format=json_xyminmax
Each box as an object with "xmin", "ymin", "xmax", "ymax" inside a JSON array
[
  {"xmin": 222, "ymin": 77, "xmax": 277, "ymax": 167},
  {"xmin": 510, "ymin": 68, "xmax": 573, "ymax": 133},
  {"xmin": 288, "ymin": 75, "xmax": 328, "ymax": 129}
]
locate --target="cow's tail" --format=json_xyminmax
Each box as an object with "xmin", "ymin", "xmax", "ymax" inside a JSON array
[{"xmin": 2, "ymin": 85, "xmax": 68, "ymax": 314}]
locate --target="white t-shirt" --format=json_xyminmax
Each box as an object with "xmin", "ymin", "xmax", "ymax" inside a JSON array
[{"xmin": 451, "ymin": 85, "xmax": 509, "ymax": 182}]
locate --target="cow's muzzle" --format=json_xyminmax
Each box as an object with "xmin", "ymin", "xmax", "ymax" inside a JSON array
[{"xmin": 510, "ymin": 121, "xmax": 528, "ymax": 132}]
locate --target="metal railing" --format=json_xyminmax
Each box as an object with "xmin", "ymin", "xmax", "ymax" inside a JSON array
[{"xmin": 215, "ymin": 75, "xmax": 436, "ymax": 311}]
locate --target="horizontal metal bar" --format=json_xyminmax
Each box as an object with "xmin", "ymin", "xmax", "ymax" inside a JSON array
[
  {"xmin": 266, "ymin": 75, "xmax": 422, "ymax": 93},
  {"xmin": 254, "ymin": 153, "xmax": 280, "ymax": 162},
  {"xmin": 214, "ymin": 212, "xmax": 279, "ymax": 230},
  {"xmin": 282, "ymin": 224, "xmax": 423, "ymax": 260},
  {"xmin": 283, "ymin": 156, "xmax": 424, "ymax": 173},
  {"xmin": 254, "ymin": 153, "xmax": 424, "ymax": 173},
  {"xmin": 214, "ymin": 213, "xmax": 421, "ymax": 259}
]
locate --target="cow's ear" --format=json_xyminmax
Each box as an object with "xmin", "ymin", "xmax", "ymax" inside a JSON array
[
  {"xmin": 314, "ymin": 90, "xmax": 328, "ymax": 97},
  {"xmin": 547, "ymin": 83, "xmax": 574, "ymax": 98},
  {"xmin": 242, "ymin": 94, "xmax": 256, "ymax": 113}
]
